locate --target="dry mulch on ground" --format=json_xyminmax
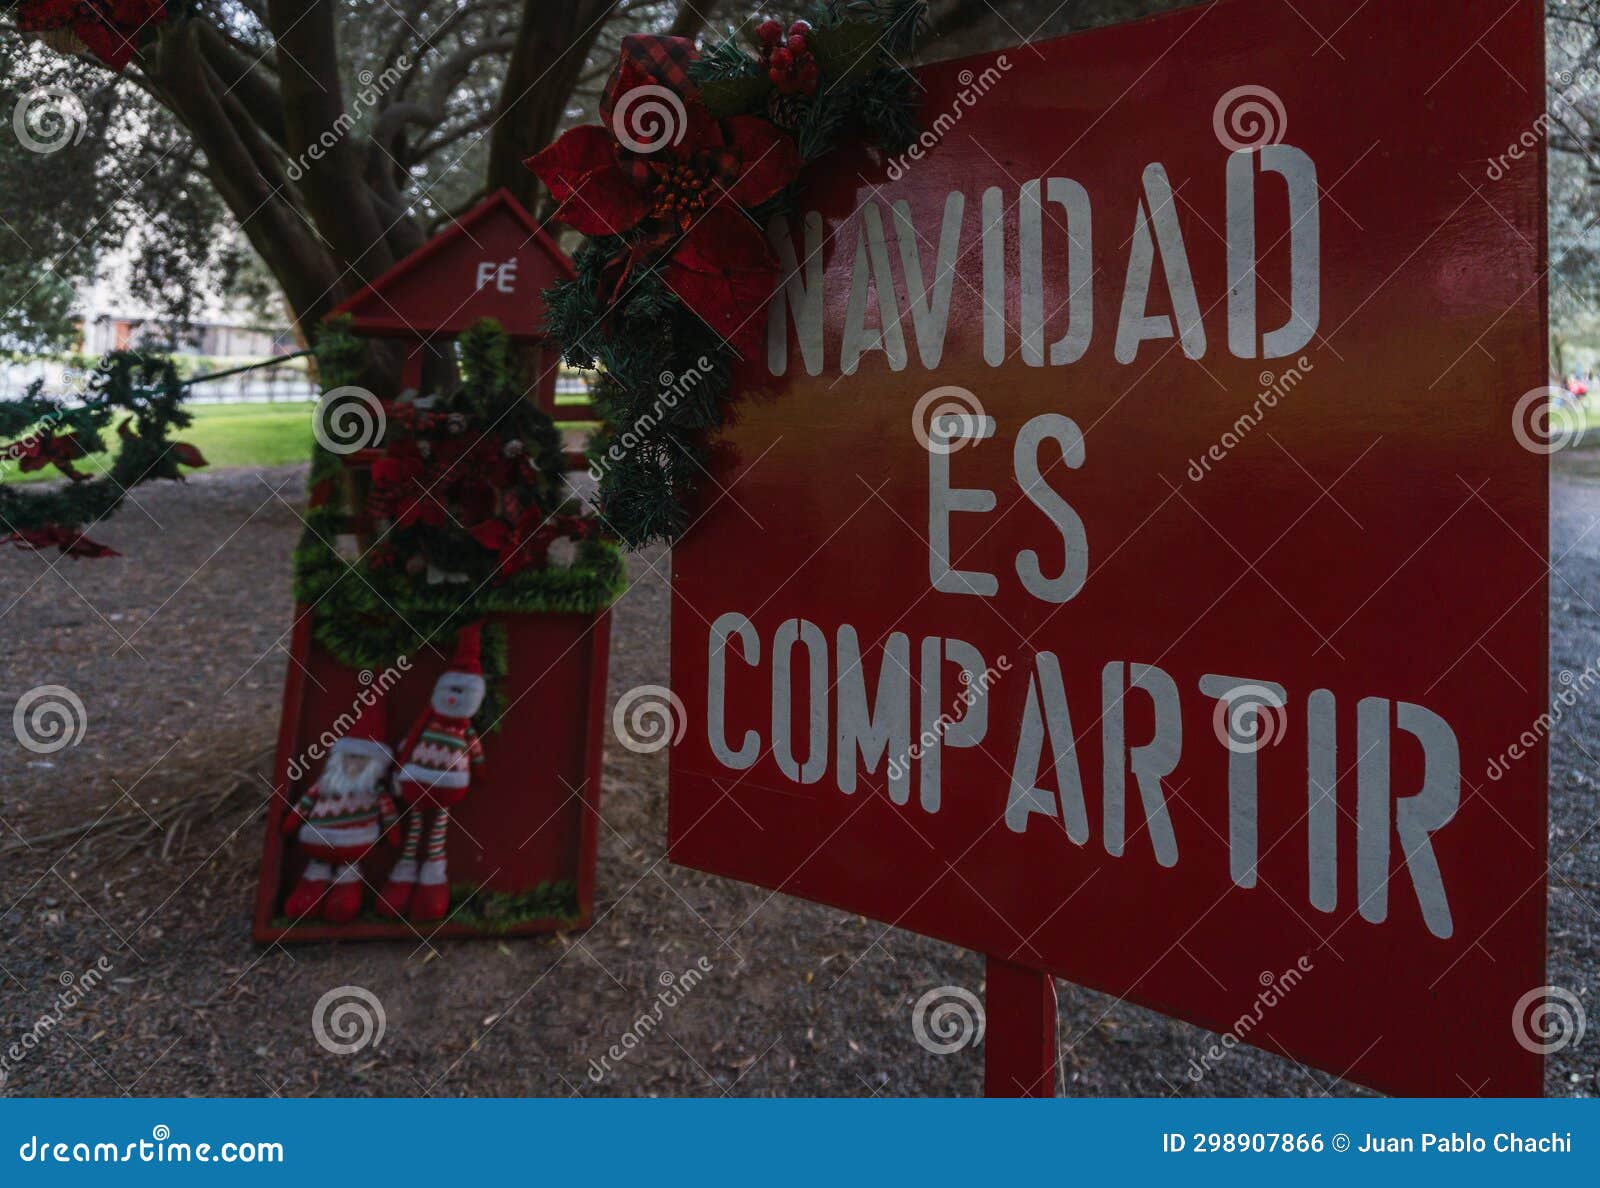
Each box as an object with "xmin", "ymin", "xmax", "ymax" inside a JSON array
[{"xmin": 0, "ymin": 464, "xmax": 1593, "ymax": 1096}]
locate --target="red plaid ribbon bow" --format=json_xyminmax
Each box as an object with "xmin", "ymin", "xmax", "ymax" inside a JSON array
[{"xmin": 599, "ymin": 34, "xmax": 700, "ymax": 124}]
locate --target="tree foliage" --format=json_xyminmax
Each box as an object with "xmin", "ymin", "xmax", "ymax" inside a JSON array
[{"xmin": 0, "ymin": 0, "xmax": 1051, "ymax": 370}]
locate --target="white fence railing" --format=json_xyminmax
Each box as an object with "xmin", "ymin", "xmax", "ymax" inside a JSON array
[
  {"xmin": 2, "ymin": 361, "xmax": 597, "ymax": 410},
  {"xmin": 0, "ymin": 359, "xmax": 318, "ymax": 404}
]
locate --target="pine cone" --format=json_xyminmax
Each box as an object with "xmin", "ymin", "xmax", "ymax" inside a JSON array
[
  {"xmin": 766, "ymin": 89, "xmax": 810, "ymax": 133},
  {"xmin": 34, "ymin": 28, "xmax": 89, "ymax": 58}
]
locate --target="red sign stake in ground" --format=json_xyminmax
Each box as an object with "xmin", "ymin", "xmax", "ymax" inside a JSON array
[{"xmin": 669, "ymin": 0, "xmax": 1549, "ymax": 1096}]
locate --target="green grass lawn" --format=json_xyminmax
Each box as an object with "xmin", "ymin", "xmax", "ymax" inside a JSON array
[
  {"xmin": 2, "ymin": 401, "xmax": 318, "ymax": 485},
  {"xmin": 1550, "ymin": 402, "xmax": 1600, "ymax": 443},
  {"xmin": 3, "ymin": 398, "xmax": 598, "ymax": 485}
]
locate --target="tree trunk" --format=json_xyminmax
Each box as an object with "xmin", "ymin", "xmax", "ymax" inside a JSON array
[
  {"xmin": 143, "ymin": 5, "xmax": 428, "ymax": 388},
  {"xmin": 145, "ymin": 21, "xmax": 342, "ymax": 338},
  {"xmin": 487, "ymin": 0, "xmax": 614, "ymax": 210}
]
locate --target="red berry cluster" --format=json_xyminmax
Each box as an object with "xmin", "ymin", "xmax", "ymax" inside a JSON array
[{"xmin": 757, "ymin": 18, "xmax": 820, "ymax": 96}]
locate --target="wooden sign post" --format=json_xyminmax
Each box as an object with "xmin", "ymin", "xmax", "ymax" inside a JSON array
[
  {"xmin": 984, "ymin": 959, "xmax": 1059, "ymax": 1097},
  {"xmin": 669, "ymin": 0, "xmax": 1549, "ymax": 1095}
]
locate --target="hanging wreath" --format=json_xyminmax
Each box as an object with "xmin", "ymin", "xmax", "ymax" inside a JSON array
[
  {"xmin": 293, "ymin": 319, "xmax": 626, "ymax": 725},
  {"xmin": 362, "ymin": 320, "xmax": 601, "ymax": 585},
  {"xmin": 531, "ymin": 1, "xmax": 926, "ymax": 547},
  {"xmin": 6, "ymin": 1, "xmax": 171, "ymax": 70},
  {"xmin": 0, "ymin": 351, "xmax": 206, "ymax": 557}
]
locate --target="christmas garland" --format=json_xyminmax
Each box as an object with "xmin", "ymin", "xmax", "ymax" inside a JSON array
[
  {"xmin": 293, "ymin": 319, "xmax": 626, "ymax": 726},
  {"xmin": 5, "ymin": 1, "xmax": 177, "ymax": 71},
  {"xmin": 531, "ymin": 1, "xmax": 926, "ymax": 546},
  {"xmin": 364, "ymin": 321, "xmax": 587, "ymax": 586},
  {"xmin": 0, "ymin": 350, "xmax": 207, "ymax": 557},
  {"xmin": 273, "ymin": 879, "xmax": 579, "ymax": 933}
]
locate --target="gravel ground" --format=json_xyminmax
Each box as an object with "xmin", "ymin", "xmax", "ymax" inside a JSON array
[{"xmin": 0, "ymin": 462, "xmax": 1595, "ymax": 1097}]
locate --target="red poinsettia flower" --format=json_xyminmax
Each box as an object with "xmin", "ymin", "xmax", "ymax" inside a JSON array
[
  {"xmin": 5, "ymin": 431, "xmax": 88, "ymax": 480},
  {"xmin": 468, "ymin": 502, "xmax": 592, "ymax": 581},
  {"xmin": 369, "ymin": 444, "xmax": 449, "ymax": 529},
  {"xmin": 451, "ymin": 473, "xmax": 499, "ymax": 527},
  {"xmin": 526, "ymin": 60, "xmax": 801, "ymax": 352},
  {"xmin": 5, "ymin": 523, "xmax": 119, "ymax": 559},
  {"xmin": 167, "ymin": 441, "xmax": 207, "ymax": 469},
  {"xmin": 17, "ymin": 0, "xmax": 168, "ymax": 72}
]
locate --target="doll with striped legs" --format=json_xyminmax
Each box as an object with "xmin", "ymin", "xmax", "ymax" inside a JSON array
[{"xmin": 376, "ymin": 623, "xmax": 486, "ymax": 922}]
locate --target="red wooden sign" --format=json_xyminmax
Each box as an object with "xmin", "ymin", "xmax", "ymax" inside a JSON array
[{"xmin": 669, "ymin": 0, "xmax": 1549, "ymax": 1095}]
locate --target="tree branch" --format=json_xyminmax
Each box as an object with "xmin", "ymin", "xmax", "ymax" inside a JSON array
[
  {"xmin": 144, "ymin": 19, "xmax": 341, "ymax": 333},
  {"xmin": 267, "ymin": 0, "xmax": 402, "ymax": 288},
  {"xmin": 486, "ymin": 0, "xmax": 618, "ymax": 208},
  {"xmin": 668, "ymin": 0, "xmax": 722, "ymax": 39}
]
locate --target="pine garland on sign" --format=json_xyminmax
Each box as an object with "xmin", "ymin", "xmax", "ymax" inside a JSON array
[
  {"xmin": 529, "ymin": 1, "xmax": 926, "ymax": 548},
  {"xmin": 0, "ymin": 350, "xmax": 207, "ymax": 558}
]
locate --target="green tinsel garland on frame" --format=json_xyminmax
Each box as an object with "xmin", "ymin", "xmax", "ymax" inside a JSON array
[
  {"xmin": 540, "ymin": 0, "xmax": 926, "ymax": 548},
  {"xmin": 292, "ymin": 319, "xmax": 626, "ymax": 728},
  {"xmin": 273, "ymin": 879, "xmax": 579, "ymax": 932}
]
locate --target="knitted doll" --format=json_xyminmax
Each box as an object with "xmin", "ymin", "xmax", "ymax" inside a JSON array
[
  {"xmin": 376, "ymin": 622, "xmax": 487, "ymax": 922},
  {"xmin": 281, "ymin": 697, "xmax": 397, "ymax": 923}
]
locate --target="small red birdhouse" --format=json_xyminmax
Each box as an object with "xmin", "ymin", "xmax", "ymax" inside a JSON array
[{"xmin": 326, "ymin": 188, "xmax": 591, "ymax": 430}]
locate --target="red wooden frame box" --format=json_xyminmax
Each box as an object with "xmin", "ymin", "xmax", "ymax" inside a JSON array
[
  {"xmin": 325, "ymin": 187, "xmax": 594, "ymax": 467},
  {"xmin": 252, "ymin": 607, "xmax": 611, "ymax": 943}
]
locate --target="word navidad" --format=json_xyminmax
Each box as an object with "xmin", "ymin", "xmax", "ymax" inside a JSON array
[{"xmin": 765, "ymin": 146, "xmax": 1321, "ymax": 376}]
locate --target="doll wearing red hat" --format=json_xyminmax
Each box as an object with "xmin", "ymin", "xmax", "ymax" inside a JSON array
[
  {"xmin": 376, "ymin": 622, "xmax": 487, "ymax": 922},
  {"xmin": 281, "ymin": 696, "xmax": 397, "ymax": 923}
]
